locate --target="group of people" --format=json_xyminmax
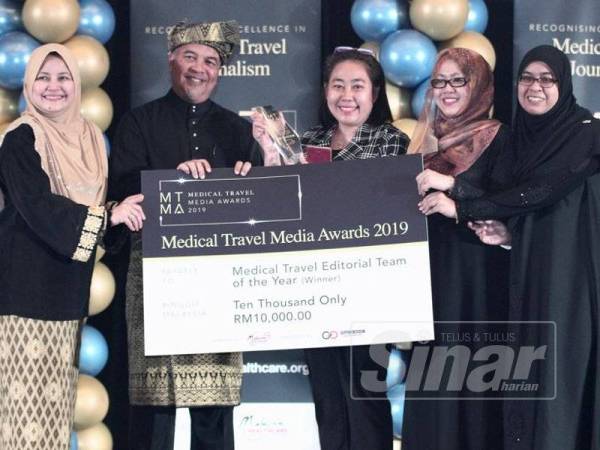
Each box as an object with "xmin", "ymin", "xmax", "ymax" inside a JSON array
[
  {"xmin": 0, "ymin": 15, "xmax": 598, "ymax": 450},
  {"xmin": 404, "ymin": 44, "xmax": 600, "ymax": 450}
]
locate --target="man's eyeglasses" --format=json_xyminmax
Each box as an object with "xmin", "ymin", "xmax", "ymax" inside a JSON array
[
  {"xmin": 430, "ymin": 77, "xmax": 468, "ymax": 89},
  {"xmin": 333, "ymin": 46, "xmax": 376, "ymax": 57},
  {"xmin": 518, "ymin": 74, "xmax": 557, "ymax": 88}
]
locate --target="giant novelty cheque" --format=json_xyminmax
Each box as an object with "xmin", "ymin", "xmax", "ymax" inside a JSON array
[{"xmin": 142, "ymin": 156, "xmax": 433, "ymax": 355}]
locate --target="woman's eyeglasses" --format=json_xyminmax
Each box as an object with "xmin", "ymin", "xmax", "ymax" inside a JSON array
[
  {"xmin": 333, "ymin": 46, "xmax": 375, "ymax": 57},
  {"xmin": 430, "ymin": 77, "xmax": 468, "ymax": 89},
  {"xmin": 518, "ymin": 74, "xmax": 557, "ymax": 88}
]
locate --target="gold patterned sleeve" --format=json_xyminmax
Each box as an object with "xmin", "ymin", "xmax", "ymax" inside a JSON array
[
  {"xmin": 71, "ymin": 206, "xmax": 107, "ymax": 262},
  {"xmin": 0, "ymin": 126, "xmax": 111, "ymax": 262}
]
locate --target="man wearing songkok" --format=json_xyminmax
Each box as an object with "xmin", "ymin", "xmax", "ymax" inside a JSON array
[{"xmin": 109, "ymin": 20, "xmax": 261, "ymax": 450}]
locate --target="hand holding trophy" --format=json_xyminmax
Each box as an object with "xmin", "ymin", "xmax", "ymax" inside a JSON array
[{"xmin": 252, "ymin": 105, "xmax": 304, "ymax": 164}]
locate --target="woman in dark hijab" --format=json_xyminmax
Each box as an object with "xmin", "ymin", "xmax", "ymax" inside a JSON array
[{"xmin": 420, "ymin": 44, "xmax": 600, "ymax": 450}]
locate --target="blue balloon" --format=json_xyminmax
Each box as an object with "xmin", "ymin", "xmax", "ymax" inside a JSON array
[
  {"xmin": 79, "ymin": 324, "xmax": 109, "ymax": 377},
  {"xmin": 387, "ymin": 383, "xmax": 405, "ymax": 437},
  {"xmin": 0, "ymin": 32, "xmax": 39, "ymax": 90},
  {"xmin": 78, "ymin": 0, "xmax": 116, "ymax": 44},
  {"xmin": 351, "ymin": 0, "xmax": 409, "ymax": 42},
  {"xmin": 386, "ymin": 348, "xmax": 407, "ymax": 388},
  {"xmin": 18, "ymin": 90, "xmax": 25, "ymax": 113},
  {"xmin": 0, "ymin": 0, "xmax": 23, "ymax": 35},
  {"xmin": 411, "ymin": 77, "xmax": 431, "ymax": 119},
  {"xmin": 103, "ymin": 133, "xmax": 110, "ymax": 157},
  {"xmin": 70, "ymin": 431, "xmax": 78, "ymax": 450},
  {"xmin": 380, "ymin": 30, "xmax": 436, "ymax": 88},
  {"xmin": 464, "ymin": 0, "xmax": 489, "ymax": 34}
]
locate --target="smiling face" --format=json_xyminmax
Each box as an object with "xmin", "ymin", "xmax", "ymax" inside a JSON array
[
  {"xmin": 31, "ymin": 54, "xmax": 75, "ymax": 118},
  {"xmin": 169, "ymin": 43, "xmax": 221, "ymax": 104},
  {"xmin": 431, "ymin": 59, "xmax": 470, "ymax": 118},
  {"xmin": 325, "ymin": 60, "xmax": 375, "ymax": 130},
  {"xmin": 518, "ymin": 61, "xmax": 559, "ymax": 115}
]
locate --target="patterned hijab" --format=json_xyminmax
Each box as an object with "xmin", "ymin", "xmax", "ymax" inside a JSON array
[
  {"xmin": 4, "ymin": 44, "xmax": 107, "ymax": 206},
  {"xmin": 408, "ymin": 48, "xmax": 501, "ymax": 176}
]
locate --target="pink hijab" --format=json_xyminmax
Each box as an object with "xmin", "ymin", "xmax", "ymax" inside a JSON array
[{"xmin": 3, "ymin": 43, "xmax": 107, "ymax": 206}]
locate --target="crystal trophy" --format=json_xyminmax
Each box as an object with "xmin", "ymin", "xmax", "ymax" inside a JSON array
[{"xmin": 252, "ymin": 105, "xmax": 303, "ymax": 163}]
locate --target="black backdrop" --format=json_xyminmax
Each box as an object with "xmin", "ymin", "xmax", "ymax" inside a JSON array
[{"xmin": 91, "ymin": 1, "xmax": 514, "ymax": 447}]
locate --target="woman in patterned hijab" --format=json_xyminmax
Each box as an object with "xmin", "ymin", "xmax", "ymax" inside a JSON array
[{"xmin": 403, "ymin": 47, "xmax": 512, "ymax": 450}]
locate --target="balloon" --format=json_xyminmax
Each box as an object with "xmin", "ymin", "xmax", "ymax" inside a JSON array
[
  {"xmin": 18, "ymin": 91, "xmax": 26, "ymax": 113},
  {"xmin": 88, "ymin": 261, "xmax": 115, "ymax": 316},
  {"xmin": 80, "ymin": 87, "xmax": 113, "ymax": 132},
  {"xmin": 409, "ymin": 0, "xmax": 469, "ymax": 41},
  {"xmin": 0, "ymin": 87, "xmax": 19, "ymax": 124},
  {"xmin": 411, "ymin": 77, "xmax": 430, "ymax": 118},
  {"xmin": 22, "ymin": 0, "xmax": 80, "ymax": 43},
  {"xmin": 351, "ymin": 0, "xmax": 409, "ymax": 42},
  {"xmin": 73, "ymin": 374, "xmax": 109, "ymax": 430},
  {"xmin": 103, "ymin": 133, "xmax": 110, "ymax": 157},
  {"xmin": 94, "ymin": 245, "xmax": 105, "ymax": 263},
  {"xmin": 394, "ymin": 341, "xmax": 413, "ymax": 350},
  {"xmin": 76, "ymin": 423, "xmax": 113, "ymax": 450},
  {"xmin": 64, "ymin": 35, "xmax": 109, "ymax": 89},
  {"xmin": 385, "ymin": 81, "xmax": 411, "ymax": 120},
  {"xmin": 380, "ymin": 30, "xmax": 436, "ymax": 88},
  {"xmin": 392, "ymin": 118, "xmax": 418, "ymax": 138},
  {"xmin": 70, "ymin": 431, "xmax": 78, "ymax": 450},
  {"xmin": 0, "ymin": 0, "xmax": 23, "ymax": 35},
  {"xmin": 359, "ymin": 41, "xmax": 380, "ymax": 61},
  {"xmin": 79, "ymin": 325, "xmax": 109, "ymax": 377},
  {"xmin": 386, "ymin": 348, "xmax": 408, "ymax": 388},
  {"xmin": 78, "ymin": 0, "xmax": 116, "ymax": 44},
  {"xmin": 0, "ymin": 31, "xmax": 39, "ymax": 89},
  {"xmin": 464, "ymin": 0, "xmax": 489, "ymax": 33},
  {"xmin": 388, "ymin": 383, "xmax": 406, "ymax": 437},
  {"xmin": 440, "ymin": 31, "xmax": 496, "ymax": 70}
]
